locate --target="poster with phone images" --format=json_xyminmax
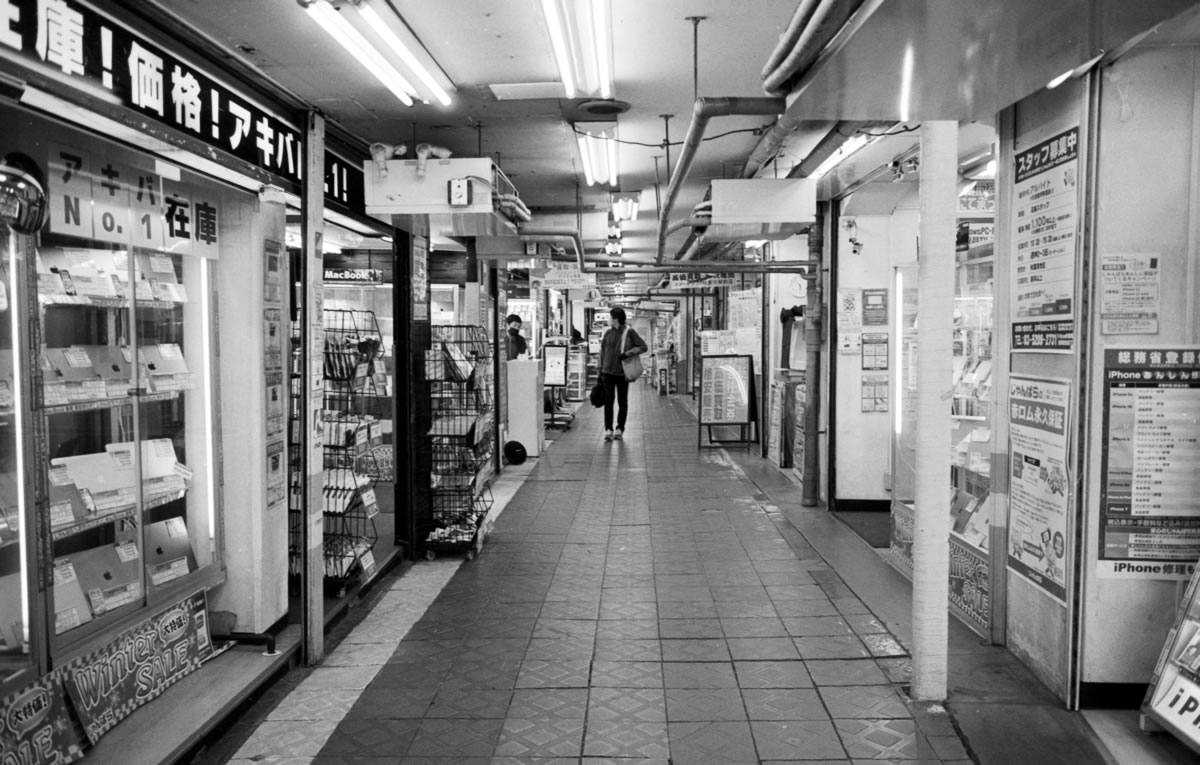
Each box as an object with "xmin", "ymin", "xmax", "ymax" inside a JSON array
[
  {"xmin": 1098, "ymin": 347, "xmax": 1200, "ymax": 580},
  {"xmin": 1007, "ymin": 375, "xmax": 1071, "ymax": 603}
]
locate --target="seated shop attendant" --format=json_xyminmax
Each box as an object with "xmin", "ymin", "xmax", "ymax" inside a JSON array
[{"xmin": 505, "ymin": 314, "xmax": 527, "ymax": 360}]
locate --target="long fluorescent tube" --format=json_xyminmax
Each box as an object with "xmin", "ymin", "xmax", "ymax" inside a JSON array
[
  {"xmin": 575, "ymin": 122, "xmax": 617, "ymax": 186},
  {"xmin": 810, "ymin": 133, "xmax": 869, "ymax": 180},
  {"xmin": 592, "ymin": 0, "xmax": 612, "ymax": 99},
  {"xmin": 356, "ymin": 3, "xmax": 453, "ymax": 106},
  {"xmin": 541, "ymin": 0, "xmax": 576, "ymax": 97},
  {"xmin": 304, "ymin": 0, "xmax": 415, "ymax": 106},
  {"xmin": 577, "ymin": 134, "xmax": 596, "ymax": 185}
]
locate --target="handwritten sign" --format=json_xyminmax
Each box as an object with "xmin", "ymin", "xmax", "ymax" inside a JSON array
[{"xmin": 64, "ymin": 591, "xmax": 213, "ymax": 743}]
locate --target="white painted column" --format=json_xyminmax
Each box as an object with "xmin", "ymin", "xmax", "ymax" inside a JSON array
[{"xmin": 911, "ymin": 121, "xmax": 957, "ymax": 701}]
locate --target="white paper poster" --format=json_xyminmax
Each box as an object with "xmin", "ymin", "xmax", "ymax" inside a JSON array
[
  {"xmin": 1100, "ymin": 253, "xmax": 1160, "ymax": 335},
  {"xmin": 1007, "ymin": 376, "xmax": 1071, "ymax": 603},
  {"xmin": 1011, "ymin": 127, "xmax": 1079, "ymax": 352}
]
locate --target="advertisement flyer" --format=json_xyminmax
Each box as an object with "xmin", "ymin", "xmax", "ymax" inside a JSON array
[
  {"xmin": 1100, "ymin": 253, "xmax": 1160, "ymax": 335},
  {"xmin": 862, "ymin": 288, "xmax": 889, "ymax": 325},
  {"xmin": 64, "ymin": 591, "xmax": 213, "ymax": 743},
  {"xmin": 0, "ymin": 670, "xmax": 87, "ymax": 763},
  {"xmin": 861, "ymin": 332, "xmax": 889, "ymax": 370},
  {"xmin": 861, "ymin": 373, "xmax": 889, "ymax": 413},
  {"xmin": 1010, "ymin": 127, "xmax": 1079, "ymax": 352},
  {"xmin": 1007, "ymin": 376, "xmax": 1071, "ymax": 603},
  {"xmin": 1099, "ymin": 348, "xmax": 1200, "ymax": 580}
]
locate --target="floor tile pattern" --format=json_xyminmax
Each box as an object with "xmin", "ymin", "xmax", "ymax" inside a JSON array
[{"xmin": 233, "ymin": 388, "xmax": 976, "ymax": 763}]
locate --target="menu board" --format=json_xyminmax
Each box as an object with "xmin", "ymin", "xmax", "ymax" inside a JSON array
[
  {"xmin": 700, "ymin": 355, "xmax": 753, "ymax": 425},
  {"xmin": 1098, "ymin": 347, "xmax": 1200, "ymax": 580},
  {"xmin": 543, "ymin": 345, "xmax": 568, "ymax": 387},
  {"xmin": 1010, "ymin": 126, "xmax": 1079, "ymax": 352}
]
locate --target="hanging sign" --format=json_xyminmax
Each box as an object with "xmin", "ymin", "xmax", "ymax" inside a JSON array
[
  {"xmin": 63, "ymin": 590, "xmax": 214, "ymax": 743},
  {"xmin": 530, "ymin": 263, "xmax": 596, "ymax": 291},
  {"xmin": 1010, "ymin": 127, "xmax": 1079, "ymax": 352},
  {"xmin": 1098, "ymin": 347, "xmax": 1200, "ymax": 580}
]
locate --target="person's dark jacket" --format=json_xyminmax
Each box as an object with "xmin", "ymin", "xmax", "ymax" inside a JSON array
[
  {"xmin": 599, "ymin": 325, "xmax": 648, "ymax": 376},
  {"xmin": 506, "ymin": 328, "xmax": 527, "ymax": 360}
]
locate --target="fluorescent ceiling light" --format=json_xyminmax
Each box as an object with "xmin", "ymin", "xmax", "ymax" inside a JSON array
[
  {"xmin": 540, "ymin": 0, "xmax": 613, "ymax": 99},
  {"xmin": 610, "ymin": 190, "xmax": 640, "ymax": 221},
  {"xmin": 356, "ymin": 3, "xmax": 453, "ymax": 106},
  {"xmin": 575, "ymin": 121, "xmax": 618, "ymax": 187},
  {"xmin": 810, "ymin": 133, "xmax": 870, "ymax": 180},
  {"xmin": 304, "ymin": 1, "xmax": 415, "ymax": 105}
]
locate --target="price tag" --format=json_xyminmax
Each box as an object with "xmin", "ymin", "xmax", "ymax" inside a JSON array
[
  {"xmin": 150, "ymin": 255, "xmax": 175, "ymax": 273},
  {"xmin": 64, "ymin": 347, "xmax": 92, "ymax": 368},
  {"xmin": 158, "ymin": 344, "xmax": 183, "ymax": 360},
  {"xmin": 360, "ymin": 487, "xmax": 377, "ymax": 508},
  {"xmin": 53, "ymin": 559, "xmax": 77, "ymax": 585},
  {"xmin": 43, "ymin": 382, "xmax": 69, "ymax": 406},
  {"xmin": 115, "ymin": 542, "xmax": 140, "ymax": 562},
  {"xmin": 48, "ymin": 465, "xmax": 73, "ymax": 486},
  {"xmin": 173, "ymin": 462, "xmax": 194, "ymax": 481},
  {"xmin": 78, "ymin": 379, "xmax": 107, "ymax": 400},
  {"xmin": 152, "ymin": 438, "xmax": 175, "ymax": 458},
  {"xmin": 109, "ymin": 447, "xmax": 134, "ymax": 468},
  {"xmin": 55, "ymin": 608, "xmax": 80, "ymax": 633},
  {"xmin": 359, "ymin": 550, "xmax": 377, "ymax": 577},
  {"xmin": 50, "ymin": 501, "xmax": 75, "ymax": 528},
  {"xmin": 151, "ymin": 558, "xmax": 189, "ymax": 586}
]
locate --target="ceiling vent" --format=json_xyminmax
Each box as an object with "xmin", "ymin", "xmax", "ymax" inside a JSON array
[{"xmin": 574, "ymin": 99, "xmax": 630, "ymax": 118}]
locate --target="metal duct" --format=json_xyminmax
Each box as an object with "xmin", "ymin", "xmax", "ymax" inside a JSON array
[
  {"xmin": 655, "ymin": 97, "xmax": 786, "ymax": 265},
  {"xmin": 761, "ymin": 0, "xmax": 867, "ymax": 97}
]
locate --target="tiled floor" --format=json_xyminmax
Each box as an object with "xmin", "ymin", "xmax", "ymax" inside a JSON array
[{"xmin": 227, "ymin": 383, "xmax": 973, "ymax": 764}]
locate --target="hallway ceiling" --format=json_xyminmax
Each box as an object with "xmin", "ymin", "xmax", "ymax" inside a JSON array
[{"xmin": 144, "ymin": 0, "xmax": 1199, "ymax": 272}]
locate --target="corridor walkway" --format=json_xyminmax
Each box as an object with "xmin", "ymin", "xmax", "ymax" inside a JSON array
[{"xmin": 231, "ymin": 383, "xmax": 974, "ymax": 763}]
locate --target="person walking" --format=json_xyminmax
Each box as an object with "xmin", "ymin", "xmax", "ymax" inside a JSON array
[{"xmin": 598, "ymin": 306, "xmax": 648, "ymax": 441}]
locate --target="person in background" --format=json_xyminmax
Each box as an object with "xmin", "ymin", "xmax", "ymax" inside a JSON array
[
  {"xmin": 570, "ymin": 325, "xmax": 584, "ymax": 345},
  {"xmin": 598, "ymin": 306, "xmax": 648, "ymax": 441},
  {"xmin": 505, "ymin": 314, "xmax": 527, "ymax": 360}
]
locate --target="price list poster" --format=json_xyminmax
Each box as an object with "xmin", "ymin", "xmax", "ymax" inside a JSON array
[
  {"xmin": 1099, "ymin": 348, "xmax": 1200, "ymax": 580},
  {"xmin": 1010, "ymin": 127, "xmax": 1079, "ymax": 352}
]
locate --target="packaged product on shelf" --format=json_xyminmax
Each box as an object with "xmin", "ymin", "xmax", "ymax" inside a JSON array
[
  {"xmin": 86, "ymin": 346, "xmax": 133, "ymax": 398},
  {"xmin": 145, "ymin": 517, "xmax": 197, "ymax": 586},
  {"xmin": 443, "ymin": 341, "xmax": 474, "ymax": 381},
  {"xmin": 51, "ymin": 557, "xmax": 93, "ymax": 634},
  {"xmin": 72, "ymin": 543, "xmax": 142, "ymax": 615}
]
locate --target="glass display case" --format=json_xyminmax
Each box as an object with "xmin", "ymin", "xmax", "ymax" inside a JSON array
[
  {"xmin": 889, "ymin": 212, "xmax": 997, "ymax": 637},
  {"xmin": 0, "ymin": 228, "xmax": 35, "ymax": 690},
  {"xmin": 0, "ymin": 104, "xmax": 227, "ymax": 653}
]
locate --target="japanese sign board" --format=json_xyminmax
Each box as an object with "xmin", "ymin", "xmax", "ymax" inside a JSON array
[
  {"xmin": 47, "ymin": 140, "xmax": 222, "ymax": 257},
  {"xmin": 0, "ymin": 670, "xmax": 87, "ymax": 763},
  {"xmin": 861, "ymin": 288, "xmax": 888, "ymax": 326},
  {"xmin": 1100, "ymin": 253, "xmax": 1160, "ymax": 335},
  {"xmin": 530, "ymin": 262, "xmax": 596, "ymax": 291},
  {"xmin": 1007, "ymin": 376, "xmax": 1071, "ymax": 603},
  {"xmin": 1011, "ymin": 127, "xmax": 1079, "ymax": 352},
  {"xmin": 1098, "ymin": 347, "xmax": 1200, "ymax": 580},
  {"xmin": 949, "ymin": 536, "xmax": 990, "ymax": 634},
  {"xmin": 63, "ymin": 590, "xmax": 214, "ymax": 743},
  {"xmin": 0, "ymin": 0, "xmax": 365, "ymax": 211},
  {"xmin": 667, "ymin": 273, "xmax": 737, "ymax": 289},
  {"xmin": 699, "ymin": 355, "xmax": 753, "ymax": 425}
]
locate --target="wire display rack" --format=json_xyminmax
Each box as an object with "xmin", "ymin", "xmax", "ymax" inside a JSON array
[{"xmin": 424, "ymin": 325, "xmax": 495, "ymax": 559}]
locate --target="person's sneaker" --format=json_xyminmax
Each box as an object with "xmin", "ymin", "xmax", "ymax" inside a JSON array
[
  {"xmin": 604, "ymin": 429, "xmax": 614, "ymax": 441},
  {"xmin": 613, "ymin": 429, "xmax": 624, "ymax": 440}
]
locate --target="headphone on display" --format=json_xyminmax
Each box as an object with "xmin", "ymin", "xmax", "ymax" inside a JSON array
[{"xmin": 0, "ymin": 152, "xmax": 48, "ymax": 235}]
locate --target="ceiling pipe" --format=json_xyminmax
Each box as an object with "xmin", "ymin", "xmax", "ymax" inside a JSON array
[
  {"xmin": 583, "ymin": 262, "xmax": 817, "ymax": 275},
  {"xmin": 655, "ymin": 96, "xmax": 786, "ymax": 265},
  {"xmin": 515, "ymin": 228, "xmax": 586, "ymax": 269},
  {"xmin": 762, "ymin": 0, "xmax": 866, "ymax": 96}
]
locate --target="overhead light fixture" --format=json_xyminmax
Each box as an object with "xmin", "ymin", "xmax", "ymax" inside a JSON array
[
  {"xmin": 610, "ymin": 190, "xmax": 640, "ymax": 221},
  {"xmin": 604, "ymin": 241, "xmax": 623, "ymax": 256},
  {"xmin": 301, "ymin": 0, "xmax": 453, "ymax": 107},
  {"xmin": 810, "ymin": 133, "xmax": 870, "ymax": 180},
  {"xmin": 540, "ymin": 0, "xmax": 613, "ymax": 99},
  {"xmin": 354, "ymin": 2, "xmax": 453, "ymax": 106},
  {"xmin": 575, "ymin": 121, "xmax": 618, "ymax": 186}
]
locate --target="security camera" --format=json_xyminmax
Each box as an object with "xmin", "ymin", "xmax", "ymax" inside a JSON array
[{"xmin": 0, "ymin": 153, "xmax": 48, "ymax": 235}]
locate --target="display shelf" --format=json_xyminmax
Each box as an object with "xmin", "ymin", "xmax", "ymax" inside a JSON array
[
  {"xmin": 43, "ymin": 390, "xmax": 180, "ymax": 415},
  {"xmin": 426, "ymin": 325, "xmax": 494, "ymax": 559}
]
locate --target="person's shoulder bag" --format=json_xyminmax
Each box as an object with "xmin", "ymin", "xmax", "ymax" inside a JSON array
[{"xmin": 620, "ymin": 327, "xmax": 643, "ymax": 382}]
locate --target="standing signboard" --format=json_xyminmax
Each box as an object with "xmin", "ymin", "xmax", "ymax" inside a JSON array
[{"xmin": 698, "ymin": 355, "xmax": 756, "ymax": 448}]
